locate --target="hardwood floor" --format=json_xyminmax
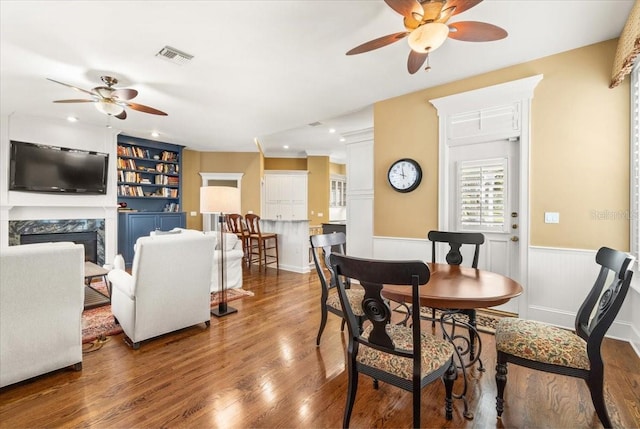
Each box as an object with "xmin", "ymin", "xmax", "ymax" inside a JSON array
[{"xmin": 1, "ymin": 267, "xmax": 639, "ymax": 428}]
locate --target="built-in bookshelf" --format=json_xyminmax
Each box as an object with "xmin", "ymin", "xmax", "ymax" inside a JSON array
[
  {"xmin": 116, "ymin": 135, "xmax": 186, "ymax": 267},
  {"xmin": 116, "ymin": 135, "xmax": 183, "ymax": 213}
]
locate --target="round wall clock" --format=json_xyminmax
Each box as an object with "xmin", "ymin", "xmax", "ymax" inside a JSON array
[{"xmin": 387, "ymin": 158, "xmax": 422, "ymax": 193}]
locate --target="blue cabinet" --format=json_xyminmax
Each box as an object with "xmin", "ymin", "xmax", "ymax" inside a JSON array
[{"xmin": 117, "ymin": 212, "xmax": 186, "ymax": 267}]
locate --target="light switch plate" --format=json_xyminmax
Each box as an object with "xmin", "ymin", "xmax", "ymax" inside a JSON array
[{"xmin": 544, "ymin": 212, "xmax": 560, "ymax": 224}]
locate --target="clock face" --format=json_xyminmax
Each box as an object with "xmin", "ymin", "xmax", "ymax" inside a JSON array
[{"xmin": 387, "ymin": 158, "xmax": 422, "ymax": 193}]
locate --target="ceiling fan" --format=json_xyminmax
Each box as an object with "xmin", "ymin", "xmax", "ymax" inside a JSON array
[
  {"xmin": 47, "ymin": 75, "xmax": 168, "ymax": 120},
  {"xmin": 346, "ymin": 0, "xmax": 507, "ymax": 74}
]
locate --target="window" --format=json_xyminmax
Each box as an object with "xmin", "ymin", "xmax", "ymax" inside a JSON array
[
  {"xmin": 458, "ymin": 158, "xmax": 507, "ymax": 232},
  {"xmin": 631, "ymin": 63, "xmax": 639, "ymax": 262}
]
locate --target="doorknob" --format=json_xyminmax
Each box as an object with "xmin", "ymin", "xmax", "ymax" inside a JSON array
[{"xmin": 511, "ymin": 236, "xmax": 519, "ymax": 242}]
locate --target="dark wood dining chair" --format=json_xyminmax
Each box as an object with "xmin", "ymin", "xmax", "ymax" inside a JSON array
[
  {"xmin": 427, "ymin": 230, "xmax": 485, "ymax": 359},
  {"xmin": 309, "ymin": 232, "xmax": 365, "ymax": 346},
  {"xmin": 245, "ymin": 213, "xmax": 278, "ymax": 271},
  {"xmin": 329, "ymin": 253, "xmax": 457, "ymax": 428},
  {"xmin": 226, "ymin": 213, "xmax": 249, "ymax": 264},
  {"xmin": 495, "ymin": 247, "xmax": 634, "ymax": 429}
]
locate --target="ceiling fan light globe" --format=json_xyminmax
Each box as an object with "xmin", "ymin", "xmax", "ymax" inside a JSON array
[
  {"xmin": 408, "ymin": 22, "xmax": 449, "ymax": 53},
  {"xmin": 95, "ymin": 87, "xmax": 114, "ymax": 98},
  {"xmin": 95, "ymin": 100, "xmax": 125, "ymax": 116}
]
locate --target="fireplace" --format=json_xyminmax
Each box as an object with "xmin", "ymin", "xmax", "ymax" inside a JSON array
[
  {"xmin": 20, "ymin": 231, "xmax": 98, "ymax": 263},
  {"xmin": 9, "ymin": 219, "xmax": 105, "ymax": 266}
]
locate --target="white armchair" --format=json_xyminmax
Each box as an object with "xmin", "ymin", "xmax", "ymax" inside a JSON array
[
  {"xmin": 108, "ymin": 233, "xmax": 215, "ymax": 349},
  {"xmin": 0, "ymin": 242, "xmax": 84, "ymax": 388},
  {"xmin": 150, "ymin": 228, "xmax": 243, "ymax": 292}
]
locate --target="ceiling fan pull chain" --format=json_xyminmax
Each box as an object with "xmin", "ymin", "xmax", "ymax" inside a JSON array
[{"xmin": 425, "ymin": 53, "xmax": 432, "ymax": 72}]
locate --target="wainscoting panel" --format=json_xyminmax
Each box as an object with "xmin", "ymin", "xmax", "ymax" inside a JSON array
[
  {"xmin": 528, "ymin": 246, "xmax": 634, "ymax": 341},
  {"xmin": 373, "ymin": 236, "xmax": 431, "ymax": 263}
]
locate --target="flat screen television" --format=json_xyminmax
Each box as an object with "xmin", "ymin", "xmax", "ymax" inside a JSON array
[{"xmin": 9, "ymin": 140, "xmax": 109, "ymax": 194}]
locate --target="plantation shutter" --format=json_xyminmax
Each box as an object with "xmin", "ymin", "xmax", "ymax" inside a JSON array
[{"xmin": 458, "ymin": 158, "xmax": 507, "ymax": 232}]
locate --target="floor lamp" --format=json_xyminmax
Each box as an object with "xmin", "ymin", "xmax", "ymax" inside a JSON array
[{"xmin": 200, "ymin": 185, "xmax": 241, "ymax": 317}]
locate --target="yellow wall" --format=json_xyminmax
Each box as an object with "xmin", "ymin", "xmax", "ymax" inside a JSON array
[
  {"xmin": 183, "ymin": 150, "xmax": 263, "ymax": 229},
  {"xmin": 264, "ymin": 157, "xmax": 307, "ymax": 170},
  {"xmin": 307, "ymin": 156, "xmax": 330, "ymax": 225},
  {"xmin": 330, "ymin": 162, "xmax": 346, "ymax": 175},
  {"xmin": 374, "ymin": 39, "xmax": 630, "ymax": 251}
]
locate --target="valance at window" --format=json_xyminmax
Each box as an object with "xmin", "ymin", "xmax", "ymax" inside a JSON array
[{"xmin": 610, "ymin": 0, "xmax": 640, "ymax": 88}]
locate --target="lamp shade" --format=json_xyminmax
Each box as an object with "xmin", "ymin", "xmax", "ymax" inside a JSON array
[
  {"xmin": 408, "ymin": 23, "xmax": 449, "ymax": 53},
  {"xmin": 200, "ymin": 186, "xmax": 241, "ymax": 214}
]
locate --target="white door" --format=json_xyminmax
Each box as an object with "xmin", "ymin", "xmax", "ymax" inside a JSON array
[{"xmin": 448, "ymin": 138, "xmax": 520, "ymax": 314}]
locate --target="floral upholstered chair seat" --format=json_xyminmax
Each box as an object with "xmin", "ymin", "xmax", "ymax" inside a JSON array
[
  {"xmin": 326, "ymin": 288, "xmax": 365, "ymax": 316},
  {"xmin": 495, "ymin": 318, "xmax": 590, "ymax": 370},
  {"xmin": 494, "ymin": 247, "xmax": 634, "ymax": 429},
  {"xmin": 358, "ymin": 324, "xmax": 454, "ymax": 380}
]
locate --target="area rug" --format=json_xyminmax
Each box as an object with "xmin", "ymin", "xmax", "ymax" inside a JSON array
[
  {"xmin": 394, "ymin": 304, "xmax": 516, "ymax": 334},
  {"xmin": 82, "ymin": 282, "xmax": 254, "ymax": 344}
]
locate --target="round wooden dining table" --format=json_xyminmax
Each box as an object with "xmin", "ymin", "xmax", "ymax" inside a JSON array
[
  {"xmin": 381, "ymin": 262, "xmax": 523, "ymax": 420},
  {"xmin": 382, "ymin": 262, "xmax": 523, "ymax": 309}
]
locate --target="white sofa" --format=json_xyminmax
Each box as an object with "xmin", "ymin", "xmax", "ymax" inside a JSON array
[
  {"xmin": 0, "ymin": 242, "xmax": 84, "ymax": 388},
  {"xmin": 150, "ymin": 228, "xmax": 243, "ymax": 292},
  {"xmin": 108, "ymin": 233, "xmax": 216, "ymax": 349}
]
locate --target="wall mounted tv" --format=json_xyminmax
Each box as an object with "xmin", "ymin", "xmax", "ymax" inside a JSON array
[{"xmin": 9, "ymin": 140, "xmax": 109, "ymax": 194}]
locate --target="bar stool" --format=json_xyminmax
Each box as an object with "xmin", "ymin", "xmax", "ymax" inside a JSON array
[
  {"xmin": 245, "ymin": 214, "xmax": 278, "ymax": 271},
  {"xmin": 226, "ymin": 213, "xmax": 250, "ymax": 265}
]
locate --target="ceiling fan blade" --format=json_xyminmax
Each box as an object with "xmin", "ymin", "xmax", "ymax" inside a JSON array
[
  {"xmin": 448, "ymin": 21, "xmax": 508, "ymax": 41},
  {"xmin": 115, "ymin": 110, "xmax": 127, "ymax": 120},
  {"xmin": 384, "ymin": 0, "xmax": 424, "ymax": 20},
  {"xmin": 125, "ymin": 102, "xmax": 168, "ymax": 116},
  {"xmin": 346, "ymin": 32, "xmax": 409, "ymax": 55},
  {"xmin": 47, "ymin": 78, "xmax": 95, "ymax": 96},
  {"xmin": 112, "ymin": 88, "xmax": 138, "ymax": 101},
  {"xmin": 436, "ymin": 6, "xmax": 457, "ymax": 23},
  {"xmin": 446, "ymin": 0, "xmax": 482, "ymax": 16},
  {"xmin": 53, "ymin": 99, "xmax": 95, "ymax": 103},
  {"xmin": 407, "ymin": 50, "xmax": 428, "ymax": 74}
]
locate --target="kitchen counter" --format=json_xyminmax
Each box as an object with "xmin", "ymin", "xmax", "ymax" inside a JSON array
[{"xmin": 259, "ymin": 219, "xmax": 310, "ymax": 273}]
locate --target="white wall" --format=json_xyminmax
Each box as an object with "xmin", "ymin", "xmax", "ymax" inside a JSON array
[{"xmin": 0, "ymin": 113, "xmax": 119, "ymax": 264}]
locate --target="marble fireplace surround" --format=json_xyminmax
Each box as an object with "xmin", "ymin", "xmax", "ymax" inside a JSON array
[{"xmin": 9, "ymin": 218, "xmax": 106, "ymax": 266}]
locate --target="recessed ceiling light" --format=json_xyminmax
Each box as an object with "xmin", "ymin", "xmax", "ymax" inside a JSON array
[
  {"xmin": 151, "ymin": 131, "xmax": 160, "ymax": 138},
  {"xmin": 329, "ymin": 128, "xmax": 336, "ymax": 134},
  {"xmin": 283, "ymin": 145, "xmax": 289, "ymax": 149},
  {"xmin": 66, "ymin": 116, "xmax": 78, "ymax": 122},
  {"xmin": 339, "ymin": 137, "xmax": 346, "ymax": 142}
]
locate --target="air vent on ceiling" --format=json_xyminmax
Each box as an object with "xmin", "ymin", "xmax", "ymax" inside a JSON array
[
  {"xmin": 308, "ymin": 121, "xmax": 322, "ymax": 127},
  {"xmin": 155, "ymin": 46, "xmax": 194, "ymax": 65}
]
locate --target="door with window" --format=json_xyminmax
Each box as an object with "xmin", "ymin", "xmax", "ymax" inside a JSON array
[{"xmin": 449, "ymin": 138, "xmax": 520, "ymax": 313}]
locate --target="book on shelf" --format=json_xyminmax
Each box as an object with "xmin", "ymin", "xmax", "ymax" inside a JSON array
[{"xmin": 161, "ymin": 151, "xmax": 178, "ymax": 162}]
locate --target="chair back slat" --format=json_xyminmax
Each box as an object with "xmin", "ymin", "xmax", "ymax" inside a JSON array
[
  {"xmin": 226, "ymin": 214, "xmax": 246, "ymax": 234},
  {"xmin": 575, "ymin": 247, "xmax": 634, "ymax": 343},
  {"xmin": 244, "ymin": 213, "xmax": 262, "ymax": 235},
  {"xmin": 310, "ymin": 232, "xmax": 346, "ymax": 290},
  {"xmin": 428, "ymin": 230, "xmax": 485, "ymax": 268},
  {"xmin": 330, "ymin": 254, "xmax": 429, "ymax": 356}
]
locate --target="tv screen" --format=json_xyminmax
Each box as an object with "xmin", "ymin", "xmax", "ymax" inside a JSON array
[{"xmin": 9, "ymin": 140, "xmax": 109, "ymax": 194}]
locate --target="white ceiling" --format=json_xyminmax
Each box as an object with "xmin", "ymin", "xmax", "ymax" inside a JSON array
[{"xmin": 0, "ymin": 1, "xmax": 633, "ymax": 162}]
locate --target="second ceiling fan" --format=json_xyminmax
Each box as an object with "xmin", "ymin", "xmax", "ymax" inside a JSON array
[{"xmin": 346, "ymin": 0, "xmax": 508, "ymax": 74}]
